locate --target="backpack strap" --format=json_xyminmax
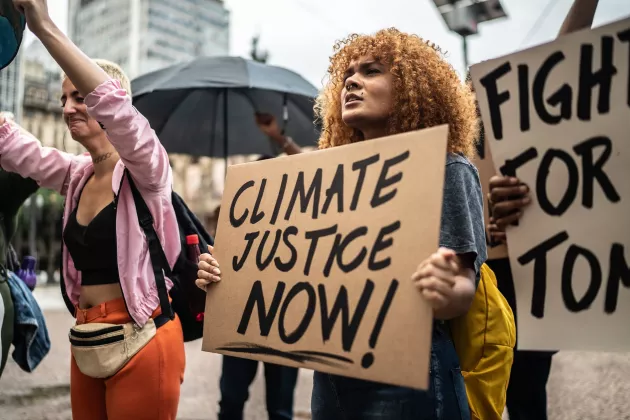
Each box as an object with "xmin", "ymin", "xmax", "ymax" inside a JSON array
[{"xmin": 123, "ymin": 168, "xmax": 175, "ymax": 320}]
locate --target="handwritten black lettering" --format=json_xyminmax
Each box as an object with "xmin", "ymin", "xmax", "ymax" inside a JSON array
[
  {"xmin": 518, "ymin": 64, "xmax": 531, "ymax": 133},
  {"xmin": 479, "ymin": 61, "xmax": 512, "ymax": 140},
  {"xmin": 562, "ymin": 245, "xmax": 602, "ymax": 312},
  {"xmin": 577, "ymin": 37, "xmax": 616, "ymax": 121},
  {"xmin": 573, "ymin": 136, "xmax": 620, "ymax": 208},
  {"xmin": 371, "ymin": 151, "xmax": 410, "ymax": 208},
  {"xmin": 251, "ymin": 178, "xmax": 267, "ymax": 224},
  {"xmin": 533, "ymin": 51, "xmax": 572, "ymax": 125},
  {"xmin": 270, "ymin": 174, "xmax": 288, "ymax": 225},
  {"xmin": 322, "ymin": 163, "xmax": 344, "ymax": 215},
  {"xmin": 233, "ymin": 231, "xmax": 260, "ymax": 272},
  {"xmin": 478, "ymin": 33, "xmax": 627, "ymax": 142},
  {"xmin": 256, "ymin": 229, "xmax": 282, "ymax": 271},
  {"xmin": 304, "ymin": 225, "xmax": 338, "ymax": 276},
  {"xmin": 323, "ymin": 227, "xmax": 369, "ymax": 277},
  {"xmin": 230, "ymin": 180, "xmax": 254, "ymax": 228},
  {"xmin": 604, "ymin": 244, "xmax": 630, "ymax": 314},
  {"xmin": 518, "ymin": 231, "xmax": 570, "ymax": 318},
  {"xmin": 318, "ymin": 280, "xmax": 374, "ymax": 351},
  {"xmin": 536, "ymin": 149, "xmax": 579, "ymax": 216},
  {"xmin": 274, "ymin": 226, "xmax": 299, "ymax": 272},
  {"xmin": 284, "ymin": 169, "xmax": 323, "ymax": 220},
  {"xmin": 278, "ymin": 282, "xmax": 316, "ymax": 344},
  {"xmin": 350, "ymin": 154, "xmax": 380, "ymax": 210},
  {"xmin": 237, "ymin": 280, "xmax": 286, "ymax": 336},
  {"xmin": 500, "ymin": 147, "xmax": 538, "ymax": 178},
  {"xmin": 362, "ymin": 279, "xmax": 399, "ymax": 369},
  {"xmin": 521, "ymin": 232, "xmax": 629, "ymax": 318},
  {"xmin": 368, "ymin": 221, "xmax": 401, "ymax": 270}
]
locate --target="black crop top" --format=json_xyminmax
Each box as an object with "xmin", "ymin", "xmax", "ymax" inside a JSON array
[{"xmin": 63, "ymin": 199, "xmax": 120, "ymax": 286}]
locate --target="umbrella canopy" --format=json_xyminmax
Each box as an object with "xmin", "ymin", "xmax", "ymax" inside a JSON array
[{"xmin": 131, "ymin": 56, "xmax": 321, "ymax": 158}]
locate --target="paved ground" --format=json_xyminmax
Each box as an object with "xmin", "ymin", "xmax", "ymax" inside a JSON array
[{"xmin": 1, "ymin": 286, "xmax": 629, "ymax": 420}]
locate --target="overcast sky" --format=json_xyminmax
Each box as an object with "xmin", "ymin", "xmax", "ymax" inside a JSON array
[{"xmin": 31, "ymin": 0, "xmax": 630, "ymax": 88}]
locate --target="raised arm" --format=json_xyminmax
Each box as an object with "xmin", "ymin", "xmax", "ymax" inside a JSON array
[
  {"xmin": 15, "ymin": 0, "xmax": 170, "ymax": 191},
  {"xmin": 15, "ymin": 0, "xmax": 109, "ymax": 97},
  {"xmin": 0, "ymin": 118, "xmax": 77, "ymax": 194},
  {"xmin": 84, "ymin": 80, "xmax": 171, "ymax": 191},
  {"xmin": 558, "ymin": 0, "xmax": 599, "ymax": 37}
]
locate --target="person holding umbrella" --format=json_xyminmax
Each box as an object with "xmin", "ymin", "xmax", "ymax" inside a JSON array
[
  {"xmin": 0, "ymin": 1, "xmax": 184, "ymax": 419},
  {"xmin": 197, "ymin": 28, "xmax": 486, "ymax": 420}
]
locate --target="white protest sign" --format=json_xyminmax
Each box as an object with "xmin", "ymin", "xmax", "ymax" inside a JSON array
[
  {"xmin": 202, "ymin": 127, "xmax": 449, "ymax": 389},
  {"xmin": 470, "ymin": 17, "xmax": 630, "ymax": 351}
]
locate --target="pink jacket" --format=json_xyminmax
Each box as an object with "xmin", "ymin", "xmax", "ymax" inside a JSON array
[{"xmin": 0, "ymin": 79, "xmax": 181, "ymax": 327}]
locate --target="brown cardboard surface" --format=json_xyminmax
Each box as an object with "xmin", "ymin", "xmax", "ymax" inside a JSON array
[{"xmin": 202, "ymin": 126, "xmax": 449, "ymax": 389}]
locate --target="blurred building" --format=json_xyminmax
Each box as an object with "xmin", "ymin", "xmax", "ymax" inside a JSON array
[
  {"xmin": 20, "ymin": 41, "xmax": 84, "ymax": 155},
  {"xmin": 0, "ymin": 49, "xmax": 23, "ymax": 121},
  {"xmin": 67, "ymin": 0, "xmax": 230, "ymax": 79}
]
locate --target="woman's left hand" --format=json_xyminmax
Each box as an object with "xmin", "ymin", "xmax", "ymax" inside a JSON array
[
  {"xmin": 411, "ymin": 248, "xmax": 461, "ymax": 310},
  {"xmin": 196, "ymin": 245, "xmax": 221, "ymax": 291},
  {"xmin": 12, "ymin": 0, "xmax": 53, "ymax": 36}
]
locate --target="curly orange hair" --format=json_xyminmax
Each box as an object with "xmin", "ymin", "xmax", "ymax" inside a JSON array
[{"xmin": 315, "ymin": 28, "xmax": 479, "ymax": 158}]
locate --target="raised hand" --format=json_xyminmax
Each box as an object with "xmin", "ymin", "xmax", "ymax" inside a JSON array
[{"xmin": 12, "ymin": 0, "xmax": 53, "ymax": 37}]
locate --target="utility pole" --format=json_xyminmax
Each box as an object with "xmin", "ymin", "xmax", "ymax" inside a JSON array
[{"xmin": 431, "ymin": 0, "xmax": 508, "ymax": 73}]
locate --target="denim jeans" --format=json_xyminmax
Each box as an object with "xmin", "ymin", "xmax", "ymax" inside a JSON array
[
  {"xmin": 218, "ymin": 355, "xmax": 299, "ymax": 420},
  {"xmin": 311, "ymin": 322, "xmax": 470, "ymax": 420}
]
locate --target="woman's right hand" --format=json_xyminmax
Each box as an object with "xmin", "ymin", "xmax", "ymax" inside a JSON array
[
  {"xmin": 196, "ymin": 245, "xmax": 221, "ymax": 291},
  {"xmin": 488, "ymin": 175, "xmax": 531, "ymax": 231}
]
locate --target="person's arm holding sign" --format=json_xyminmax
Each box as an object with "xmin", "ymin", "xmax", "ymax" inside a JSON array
[
  {"xmin": 197, "ymin": 245, "xmax": 221, "ymax": 290},
  {"xmin": 413, "ymin": 158, "xmax": 487, "ymax": 320},
  {"xmin": 487, "ymin": 0, "xmax": 600, "ymax": 242}
]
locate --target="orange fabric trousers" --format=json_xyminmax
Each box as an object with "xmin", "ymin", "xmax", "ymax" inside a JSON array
[{"xmin": 70, "ymin": 298, "xmax": 186, "ymax": 420}]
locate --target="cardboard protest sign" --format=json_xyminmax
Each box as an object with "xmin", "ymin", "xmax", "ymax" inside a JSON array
[
  {"xmin": 473, "ymin": 125, "xmax": 509, "ymax": 260},
  {"xmin": 470, "ymin": 18, "xmax": 630, "ymax": 351},
  {"xmin": 202, "ymin": 126, "xmax": 449, "ymax": 389}
]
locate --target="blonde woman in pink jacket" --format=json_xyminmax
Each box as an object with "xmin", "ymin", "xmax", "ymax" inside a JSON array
[{"xmin": 1, "ymin": 1, "xmax": 184, "ymax": 419}]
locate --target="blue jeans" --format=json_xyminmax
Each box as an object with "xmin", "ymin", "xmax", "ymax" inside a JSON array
[
  {"xmin": 218, "ymin": 355, "xmax": 299, "ymax": 420},
  {"xmin": 311, "ymin": 322, "xmax": 470, "ymax": 420}
]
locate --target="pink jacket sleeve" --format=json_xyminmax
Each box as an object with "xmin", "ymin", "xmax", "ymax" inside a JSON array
[
  {"xmin": 0, "ymin": 122, "xmax": 76, "ymax": 195},
  {"xmin": 84, "ymin": 79, "xmax": 172, "ymax": 193}
]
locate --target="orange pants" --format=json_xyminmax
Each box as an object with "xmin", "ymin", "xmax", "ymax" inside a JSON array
[{"xmin": 70, "ymin": 298, "xmax": 186, "ymax": 420}]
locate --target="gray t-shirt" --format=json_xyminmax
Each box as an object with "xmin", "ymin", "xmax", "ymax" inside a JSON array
[{"xmin": 438, "ymin": 153, "xmax": 487, "ymax": 285}]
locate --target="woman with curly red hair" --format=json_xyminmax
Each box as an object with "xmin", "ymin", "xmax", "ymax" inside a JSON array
[{"xmin": 197, "ymin": 28, "xmax": 486, "ymax": 419}]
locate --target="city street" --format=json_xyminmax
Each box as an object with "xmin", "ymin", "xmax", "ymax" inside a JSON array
[{"xmin": 0, "ymin": 285, "xmax": 629, "ymax": 420}]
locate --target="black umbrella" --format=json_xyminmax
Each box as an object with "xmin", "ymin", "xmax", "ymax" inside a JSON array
[{"xmin": 131, "ymin": 56, "xmax": 321, "ymax": 158}]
